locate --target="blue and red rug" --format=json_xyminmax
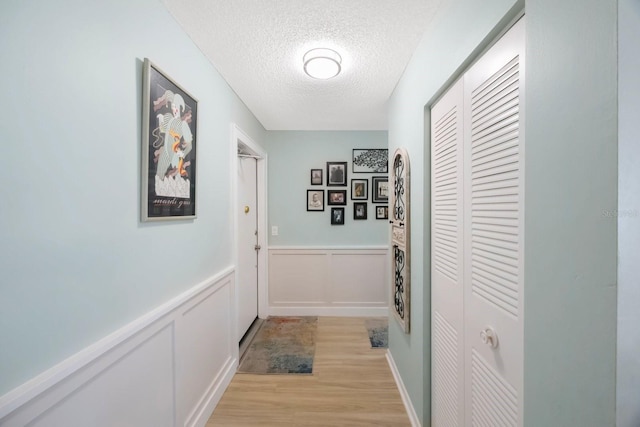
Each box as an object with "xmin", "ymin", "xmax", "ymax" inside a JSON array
[
  {"xmin": 238, "ymin": 316, "xmax": 317, "ymax": 374},
  {"xmin": 365, "ymin": 318, "xmax": 389, "ymax": 348}
]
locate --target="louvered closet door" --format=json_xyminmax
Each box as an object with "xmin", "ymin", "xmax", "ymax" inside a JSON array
[
  {"xmin": 431, "ymin": 78, "xmax": 465, "ymax": 427},
  {"xmin": 463, "ymin": 17, "xmax": 525, "ymax": 427}
]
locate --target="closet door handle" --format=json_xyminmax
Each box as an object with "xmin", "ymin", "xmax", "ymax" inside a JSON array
[{"xmin": 480, "ymin": 327, "xmax": 499, "ymax": 349}]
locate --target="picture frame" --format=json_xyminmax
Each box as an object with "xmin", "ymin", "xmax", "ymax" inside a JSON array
[
  {"xmin": 352, "ymin": 149, "xmax": 389, "ymax": 173},
  {"xmin": 353, "ymin": 202, "xmax": 368, "ymax": 220},
  {"xmin": 331, "ymin": 207, "xmax": 345, "ymax": 225},
  {"xmin": 307, "ymin": 190, "xmax": 325, "ymax": 211},
  {"xmin": 375, "ymin": 205, "xmax": 389, "ymax": 220},
  {"xmin": 327, "ymin": 190, "xmax": 347, "ymax": 205},
  {"xmin": 372, "ymin": 176, "xmax": 389, "ymax": 203},
  {"xmin": 327, "ymin": 161, "xmax": 348, "ymax": 186},
  {"xmin": 310, "ymin": 169, "xmax": 323, "ymax": 185},
  {"xmin": 141, "ymin": 58, "xmax": 198, "ymax": 221},
  {"xmin": 351, "ymin": 179, "xmax": 368, "ymax": 200}
]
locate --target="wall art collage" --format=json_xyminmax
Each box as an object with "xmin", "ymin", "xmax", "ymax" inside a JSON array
[{"xmin": 306, "ymin": 149, "xmax": 389, "ymax": 225}]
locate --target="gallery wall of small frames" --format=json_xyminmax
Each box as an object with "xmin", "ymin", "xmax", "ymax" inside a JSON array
[{"xmin": 306, "ymin": 149, "xmax": 389, "ymax": 225}]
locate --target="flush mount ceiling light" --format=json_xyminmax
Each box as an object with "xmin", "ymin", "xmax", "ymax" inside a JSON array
[{"xmin": 303, "ymin": 48, "xmax": 342, "ymax": 79}]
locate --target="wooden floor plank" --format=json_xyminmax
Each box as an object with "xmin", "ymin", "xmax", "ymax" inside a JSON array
[{"xmin": 207, "ymin": 317, "xmax": 410, "ymax": 426}]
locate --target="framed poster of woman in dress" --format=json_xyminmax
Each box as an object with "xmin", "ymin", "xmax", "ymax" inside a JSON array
[{"xmin": 141, "ymin": 58, "xmax": 198, "ymax": 221}]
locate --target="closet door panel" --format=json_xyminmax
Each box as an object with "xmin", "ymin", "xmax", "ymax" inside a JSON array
[
  {"xmin": 431, "ymin": 78, "xmax": 465, "ymax": 427},
  {"xmin": 464, "ymin": 18, "xmax": 525, "ymax": 427}
]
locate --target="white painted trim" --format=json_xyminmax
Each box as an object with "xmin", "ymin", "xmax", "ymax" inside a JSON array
[
  {"xmin": 231, "ymin": 123, "xmax": 269, "ymax": 323},
  {"xmin": 269, "ymin": 306, "xmax": 389, "ymax": 317},
  {"xmin": 184, "ymin": 355, "xmax": 236, "ymax": 427},
  {"xmin": 386, "ymin": 350, "xmax": 421, "ymax": 427},
  {"xmin": 268, "ymin": 245, "xmax": 389, "ymax": 251},
  {"xmin": 0, "ymin": 266, "xmax": 235, "ymax": 420}
]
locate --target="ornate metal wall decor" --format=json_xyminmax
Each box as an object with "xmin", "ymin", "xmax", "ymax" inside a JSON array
[{"xmin": 390, "ymin": 148, "xmax": 410, "ymax": 333}]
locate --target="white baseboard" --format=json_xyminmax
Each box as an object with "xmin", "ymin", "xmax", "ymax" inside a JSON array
[
  {"xmin": 269, "ymin": 306, "xmax": 388, "ymax": 317},
  {"xmin": 0, "ymin": 267, "xmax": 237, "ymax": 427},
  {"xmin": 386, "ymin": 350, "xmax": 421, "ymax": 427},
  {"xmin": 185, "ymin": 355, "xmax": 237, "ymax": 427}
]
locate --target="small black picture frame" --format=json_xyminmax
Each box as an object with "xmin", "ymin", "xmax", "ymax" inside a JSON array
[
  {"xmin": 351, "ymin": 179, "xmax": 368, "ymax": 200},
  {"xmin": 310, "ymin": 169, "xmax": 323, "ymax": 185},
  {"xmin": 372, "ymin": 176, "xmax": 389, "ymax": 203},
  {"xmin": 375, "ymin": 205, "xmax": 389, "ymax": 220},
  {"xmin": 331, "ymin": 207, "xmax": 345, "ymax": 225},
  {"xmin": 307, "ymin": 190, "xmax": 324, "ymax": 211},
  {"xmin": 327, "ymin": 190, "xmax": 347, "ymax": 205},
  {"xmin": 327, "ymin": 161, "xmax": 348, "ymax": 186},
  {"xmin": 354, "ymin": 202, "xmax": 368, "ymax": 220}
]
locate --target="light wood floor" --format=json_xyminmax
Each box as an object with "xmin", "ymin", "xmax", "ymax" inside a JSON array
[{"xmin": 207, "ymin": 317, "xmax": 411, "ymax": 426}]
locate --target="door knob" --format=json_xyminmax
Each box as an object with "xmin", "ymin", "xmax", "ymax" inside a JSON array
[
  {"xmin": 480, "ymin": 327, "xmax": 499, "ymax": 349},
  {"xmin": 244, "ymin": 206, "xmax": 250, "ymax": 214}
]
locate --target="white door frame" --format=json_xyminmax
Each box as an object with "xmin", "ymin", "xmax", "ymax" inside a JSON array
[{"xmin": 230, "ymin": 123, "xmax": 268, "ymax": 326}]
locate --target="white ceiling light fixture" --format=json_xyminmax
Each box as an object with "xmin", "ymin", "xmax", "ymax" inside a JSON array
[{"xmin": 303, "ymin": 48, "xmax": 342, "ymax": 79}]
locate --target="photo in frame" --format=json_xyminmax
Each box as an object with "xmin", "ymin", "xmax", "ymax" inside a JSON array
[
  {"xmin": 352, "ymin": 149, "xmax": 388, "ymax": 173},
  {"xmin": 307, "ymin": 190, "xmax": 324, "ymax": 211},
  {"xmin": 141, "ymin": 58, "xmax": 198, "ymax": 221},
  {"xmin": 328, "ymin": 190, "xmax": 347, "ymax": 205},
  {"xmin": 372, "ymin": 176, "xmax": 389, "ymax": 203},
  {"xmin": 331, "ymin": 207, "xmax": 345, "ymax": 225},
  {"xmin": 351, "ymin": 179, "xmax": 368, "ymax": 200},
  {"xmin": 354, "ymin": 202, "xmax": 368, "ymax": 220},
  {"xmin": 327, "ymin": 161, "xmax": 347, "ymax": 186},
  {"xmin": 310, "ymin": 169, "xmax": 323, "ymax": 185},
  {"xmin": 375, "ymin": 205, "xmax": 389, "ymax": 220}
]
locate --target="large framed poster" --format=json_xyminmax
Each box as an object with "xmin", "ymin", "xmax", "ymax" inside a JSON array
[{"xmin": 141, "ymin": 58, "xmax": 198, "ymax": 221}]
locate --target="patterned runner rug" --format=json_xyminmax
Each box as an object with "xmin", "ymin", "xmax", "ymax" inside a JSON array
[
  {"xmin": 365, "ymin": 318, "xmax": 389, "ymax": 348},
  {"xmin": 238, "ymin": 316, "xmax": 318, "ymax": 374}
]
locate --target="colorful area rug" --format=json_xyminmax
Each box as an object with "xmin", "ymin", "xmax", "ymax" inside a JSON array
[
  {"xmin": 238, "ymin": 316, "xmax": 317, "ymax": 374},
  {"xmin": 365, "ymin": 318, "xmax": 389, "ymax": 348}
]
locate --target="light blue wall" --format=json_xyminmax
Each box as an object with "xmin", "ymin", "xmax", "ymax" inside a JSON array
[
  {"xmin": 265, "ymin": 131, "xmax": 388, "ymax": 246},
  {"xmin": 387, "ymin": 0, "xmax": 521, "ymax": 422},
  {"xmin": 524, "ymin": 1, "xmax": 617, "ymax": 425},
  {"xmin": 617, "ymin": 0, "xmax": 640, "ymax": 425},
  {"xmin": 0, "ymin": 0, "xmax": 265, "ymax": 396}
]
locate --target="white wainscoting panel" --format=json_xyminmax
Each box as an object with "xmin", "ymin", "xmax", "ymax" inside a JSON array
[
  {"xmin": 0, "ymin": 267, "xmax": 237, "ymax": 427},
  {"xmin": 177, "ymin": 280, "xmax": 235, "ymax": 427},
  {"xmin": 268, "ymin": 247, "xmax": 389, "ymax": 317}
]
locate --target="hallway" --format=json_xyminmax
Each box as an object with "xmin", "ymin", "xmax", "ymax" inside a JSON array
[{"xmin": 208, "ymin": 317, "xmax": 411, "ymax": 426}]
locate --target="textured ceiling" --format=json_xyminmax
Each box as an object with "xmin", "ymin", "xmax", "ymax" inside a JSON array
[{"xmin": 163, "ymin": 0, "xmax": 442, "ymax": 130}]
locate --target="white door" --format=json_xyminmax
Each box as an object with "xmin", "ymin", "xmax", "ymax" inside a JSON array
[
  {"xmin": 237, "ymin": 156, "xmax": 259, "ymax": 341},
  {"xmin": 463, "ymin": 17, "xmax": 525, "ymax": 426},
  {"xmin": 431, "ymin": 77, "xmax": 465, "ymax": 426},
  {"xmin": 430, "ymin": 17, "xmax": 525, "ymax": 426}
]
